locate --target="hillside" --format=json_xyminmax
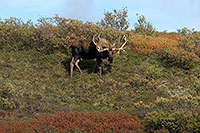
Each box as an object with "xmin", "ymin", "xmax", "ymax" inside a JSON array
[
  {"xmin": 0, "ymin": 48, "xmax": 199, "ymax": 132},
  {"xmin": 0, "ymin": 16, "xmax": 200, "ymax": 132}
]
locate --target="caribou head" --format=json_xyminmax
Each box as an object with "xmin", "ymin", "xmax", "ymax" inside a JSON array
[{"xmin": 92, "ymin": 34, "xmax": 127, "ymax": 63}]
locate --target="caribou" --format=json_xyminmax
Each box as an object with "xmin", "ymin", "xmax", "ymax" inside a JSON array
[{"xmin": 70, "ymin": 34, "xmax": 127, "ymax": 77}]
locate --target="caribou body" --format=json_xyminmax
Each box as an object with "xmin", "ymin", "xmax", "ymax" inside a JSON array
[{"xmin": 70, "ymin": 34, "xmax": 127, "ymax": 77}]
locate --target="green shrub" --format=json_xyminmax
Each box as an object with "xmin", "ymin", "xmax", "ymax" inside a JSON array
[
  {"xmin": 0, "ymin": 83, "xmax": 21, "ymax": 110},
  {"xmin": 0, "ymin": 16, "xmax": 127, "ymax": 54},
  {"xmin": 0, "ymin": 17, "xmax": 36, "ymax": 51},
  {"xmin": 134, "ymin": 13, "xmax": 156, "ymax": 36},
  {"xmin": 178, "ymin": 32, "xmax": 200, "ymax": 58},
  {"xmin": 145, "ymin": 109, "xmax": 200, "ymax": 132},
  {"xmin": 158, "ymin": 47, "xmax": 199, "ymax": 69},
  {"xmin": 97, "ymin": 7, "xmax": 129, "ymax": 31}
]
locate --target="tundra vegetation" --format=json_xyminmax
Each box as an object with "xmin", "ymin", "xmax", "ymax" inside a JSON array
[{"xmin": 0, "ymin": 8, "xmax": 200, "ymax": 132}]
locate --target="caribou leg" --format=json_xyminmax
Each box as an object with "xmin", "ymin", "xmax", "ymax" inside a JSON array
[
  {"xmin": 95, "ymin": 58, "xmax": 103, "ymax": 76},
  {"xmin": 70, "ymin": 57, "xmax": 82, "ymax": 77},
  {"xmin": 75, "ymin": 59, "xmax": 82, "ymax": 73},
  {"xmin": 99, "ymin": 59, "xmax": 103, "ymax": 76},
  {"xmin": 70, "ymin": 57, "xmax": 75, "ymax": 77},
  {"xmin": 93, "ymin": 60, "xmax": 98, "ymax": 73}
]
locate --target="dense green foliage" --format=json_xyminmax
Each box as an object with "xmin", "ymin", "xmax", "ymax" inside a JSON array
[
  {"xmin": 0, "ymin": 16, "xmax": 127, "ymax": 53},
  {"xmin": 97, "ymin": 7, "xmax": 130, "ymax": 31},
  {"xmin": 134, "ymin": 13, "xmax": 156, "ymax": 36},
  {"xmin": 145, "ymin": 109, "xmax": 200, "ymax": 132}
]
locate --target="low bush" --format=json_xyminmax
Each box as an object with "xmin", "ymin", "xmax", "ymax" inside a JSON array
[
  {"xmin": 0, "ymin": 111, "xmax": 145, "ymax": 132},
  {"xmin": 145, "ymin": 109, "xmax": 200, "ymax": 132},
  {"xmin": 130, "ymin": 34, "xmax": 178, "ymax": 56},
  {"xmin": 0, "ymin": 84, "xmax": 21, "ymax": 110},
  {"xmin": 158, "ymin": 47, "xmax": 199, "ymax": 69},
  {"xmin": 178, "ymin": 32, "xmax": 200, "ymax": 58},
  {"xmin": 155, "ymin": 33, "xmax": 179, "ymax": 41},
  {"xmin": 130, "ymin": 34, "xmax": 200, "ymax": 69},
  {"xmin": 0, "ymin": 16, "xmax": 127, "ymax": 54}
]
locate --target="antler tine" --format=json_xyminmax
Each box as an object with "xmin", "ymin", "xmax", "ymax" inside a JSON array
[
  {"xmin": 112, "ymin": 34, "xmax": 127, "ymax": 55},
  {"xmin": 119, "ymin": 40, "xmax": 127, "ymax": 50},
  {"xmin": 93, "ymin": 34, "xmax": 101, "ymax": 52},
  {"xmin": 123, "ymin": 34, "xmax": 126, "ymax": 40},
  {"xmin": 118, "ymin": 35, "xmax": 127, "ymax": 51}
]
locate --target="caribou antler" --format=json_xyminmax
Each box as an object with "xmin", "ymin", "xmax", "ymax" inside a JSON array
[
  {"xmin": 93, "ymin": 34, "xmax": 101, "ymax": 51},
  {"xmin": 93, "ymin": 34, "xmax": 110, "ymax": 52},
  {"xmin": 118, "ymin": 34, "xmax": 127, "ymax": 52},
  {"xmin": 112, "ymin": 34, "xmax": 127, "ymax": 54}
]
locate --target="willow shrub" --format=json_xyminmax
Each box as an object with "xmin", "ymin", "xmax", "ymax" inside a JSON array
[
  {"xmin": 0, "ymin": 17, "xmax": 37, "ymax": 51},
  {"xmin": 0, "ymin": 16, "xmax": 127, "ymax": 54},
  {"xmin": 145, "ymin": 109, "xmax": 200, "ymax": 132},
  {"xmin": 130, "ymin": 34, "xmax": 200, "ymax": 69}
]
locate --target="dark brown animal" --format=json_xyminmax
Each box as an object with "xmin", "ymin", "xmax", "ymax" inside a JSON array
[{"xmin": 70, "ymin": 34, "xmax": 127, "ymax": 77}]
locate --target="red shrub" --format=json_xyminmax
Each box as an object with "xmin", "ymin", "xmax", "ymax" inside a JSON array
[
  {"xmin": 39, "ymin": 111, "xmax": 144, "ymax": 132},
  {"xmin": 0, "ymin": 120, "xmax": 39, "ymax": 133},
  {"xmin": 156, "ymin": 33, "xmax": 179, "ymax": 41},
  {"xmin": 130, "ymin": 34, "xmax": 178, "ymax": 56},
  {"xmin": 0, "ymin": 111, "xmax": 144, "ymax": 132}
]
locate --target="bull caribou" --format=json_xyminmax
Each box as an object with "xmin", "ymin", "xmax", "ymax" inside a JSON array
[{"xmin": 70, "ymin": 34, "xmax": 127, "ymax": 77}]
